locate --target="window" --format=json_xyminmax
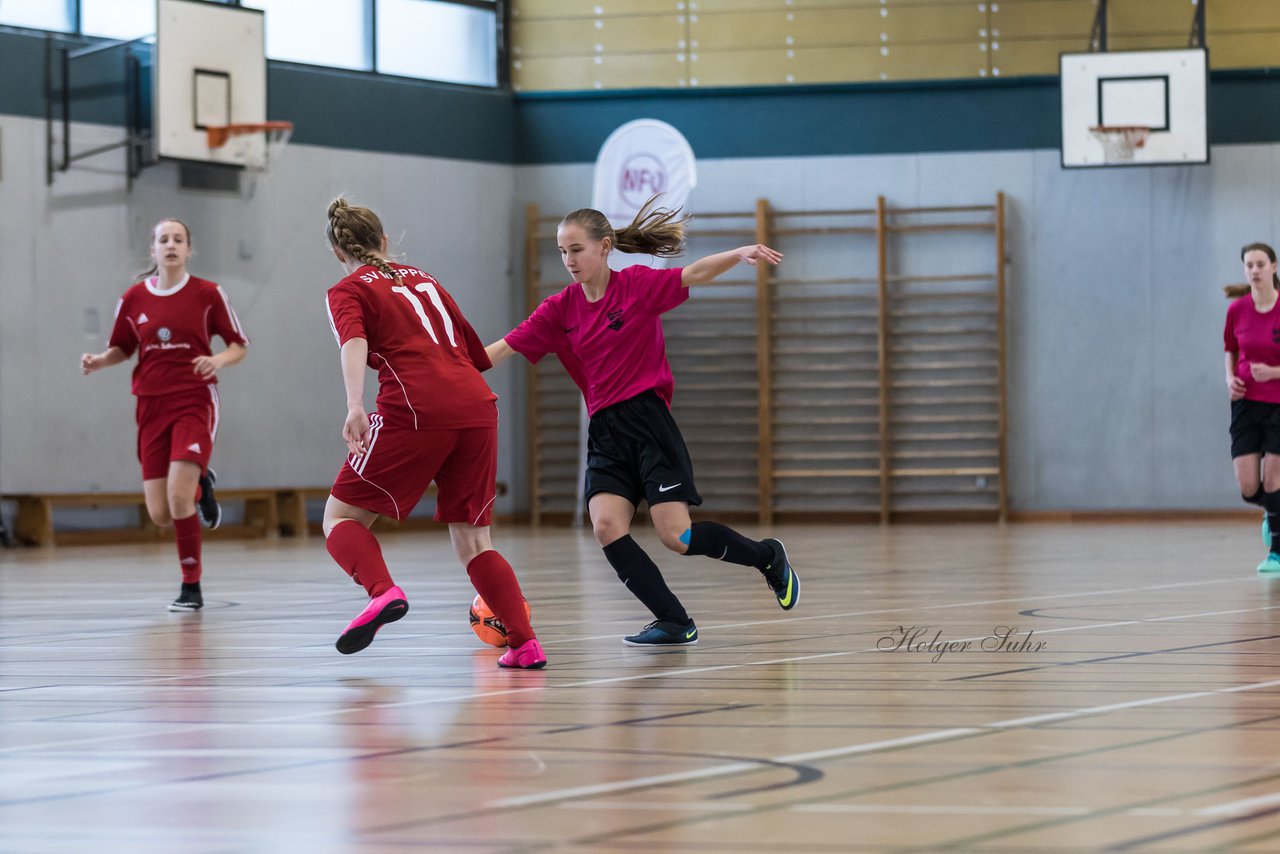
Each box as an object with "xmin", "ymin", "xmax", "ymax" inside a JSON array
[
  {"xmin": 81, "ymin": 0, "xmax": 154, "ymax": 41},
  {"xmin": 241, "ymin": 0, "xmax": 372, "ymax": 70},
  {"xmin": 0, "ymin": 0, "xmax": 74, "ymax": 32},
  {"xmin": 376, "ymin": 0, "xmax": 497, "ymax": 87}
]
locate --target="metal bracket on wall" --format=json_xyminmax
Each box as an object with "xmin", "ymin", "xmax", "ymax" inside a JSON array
[{"xmin": 44, "ymin": 33, "xmax": 152, "ymax": 189}]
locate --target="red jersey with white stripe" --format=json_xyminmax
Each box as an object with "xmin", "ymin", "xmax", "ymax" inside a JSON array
[
  {"xmin": 325, "ymin": 263, "xmax": 496, "ymax": 430},
  {"xmin": 108, "ymin": 274, "xmax": 249, "ymax": 397}
]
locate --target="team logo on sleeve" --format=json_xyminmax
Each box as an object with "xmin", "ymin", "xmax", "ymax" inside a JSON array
[
  {"xmin": 607, "ymin": 309, "xmax": 625, "ymax": 331},
  {"xmin": 157, "ymin": 327, "xmax": 172, "ymax": 342}
]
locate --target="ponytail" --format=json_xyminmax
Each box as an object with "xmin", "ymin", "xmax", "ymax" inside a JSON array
[
  {"xmin": 326, "ymin": 197, "xmax": 401, "ymax": 283},
  {"xmin": 560, "ymin": 194, "xmax": 690, "ymax": 258}
]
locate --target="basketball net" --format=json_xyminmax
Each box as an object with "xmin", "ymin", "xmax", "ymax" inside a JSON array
[
  {"xmin": 1089, "ymin": 125, "xmax": 1150, "ymax": 163},
  {"xmin": 205, "ymin": 121, "xmax": 294, "ymax": 170}
]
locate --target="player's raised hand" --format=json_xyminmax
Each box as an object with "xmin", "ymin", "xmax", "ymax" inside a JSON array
[{"xmin": 735, "ymin": 244, "xmax": 783, "ymax": 266}]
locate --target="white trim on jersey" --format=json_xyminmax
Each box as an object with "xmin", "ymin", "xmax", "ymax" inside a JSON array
[
  {"xmin": 215, "ymin": 285, "xmax": 247, "ymax": 341},
  {"xmin": 471, "ymin": 493, "xmax": 497, "ymax": 528},
  {"xmin": 349, "ymin": 413, "xmax": 384, "ymax": 476},
  {"xmin": 370, "ymin": 353, "xmax": 418, "ymax": 430},
  {"xmin": 145, "ymin": 273, "xmax": 190, "ymax": 297},
  {"xmin": 113, "ymin": 297, "xmax": 124, "ymax": 320},
  {"xmin": 325, "ymin": 295, "xmax": 342, "ymax": 346},
  {"xmin": 207, "ymin": 385, "xmax": 220, "ymax": 442},
  {"xmin": 345, "ymin": 416, "xmax": 403, "ymax": 519}
]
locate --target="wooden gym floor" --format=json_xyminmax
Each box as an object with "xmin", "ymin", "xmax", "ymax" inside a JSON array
[{"xmin": 4, "ymin": 521, "xmax": 1280, "ymax": 852}]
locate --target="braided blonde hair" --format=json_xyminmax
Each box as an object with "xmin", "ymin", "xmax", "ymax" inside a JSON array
[
  {"xmin": 326, "ymin": 198, "xmax": 401, "ymax": 283},
  {"xmin": 561, "ymin": 194, "xmax": 689, "ymax": 258}
]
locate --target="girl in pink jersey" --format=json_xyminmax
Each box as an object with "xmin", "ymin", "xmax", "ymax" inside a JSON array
[
  {"xmin": 81, "ymin": 219, "xmax": 249, "ymax": 611},
  {"xmin": 321, "ymin": 198, "xmax": 545, "ymax": 669},
  {"xmin": 486, "ymin": 197, "xmax": 798, "ymax": 646},
  {"xmin": 1225, "ymin": 242, "xmax": 1280, "ymax": 573}
]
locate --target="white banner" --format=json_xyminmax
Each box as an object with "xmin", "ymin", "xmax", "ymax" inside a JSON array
[{"xmin": 591, "ymin": 118, "xmax": 698, "ymax": 229}]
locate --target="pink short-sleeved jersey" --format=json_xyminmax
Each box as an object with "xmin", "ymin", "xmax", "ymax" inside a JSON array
[
  {"xmin": 326, "ymin": 263, "xmax": 497, "ymax": 430},
  {"xmin": 504, "ymin": 265, "xmax": 687, "ymax": 416},
  {"xmin": 107, "ymin": 274, "xmax": 249, "ymax": 397},
  {"xmin": 1225, "ymin": 295, "xmax": 1280, "ymax": 404}
]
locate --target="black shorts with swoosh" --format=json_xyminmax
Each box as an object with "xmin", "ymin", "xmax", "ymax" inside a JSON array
[{"xmin": 585, "ymin": 390, "xmax": 703, "ymax": 508}]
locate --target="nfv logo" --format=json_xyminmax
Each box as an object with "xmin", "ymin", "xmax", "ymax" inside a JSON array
[{"xmin": 619, "ymin": 153, "xmax": 667, "ymax": 207}]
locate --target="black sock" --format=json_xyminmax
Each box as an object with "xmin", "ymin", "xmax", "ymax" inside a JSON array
[
  {"xmin": 684, "ymin": 521, "xmax": 773, "ymax": 569},
  {"xmin": 1263, "ymin": 490, "xmax": 1280, "ymax": 553},
  {"xmin": 602, "ymin": 535, "xmax": 689, "ymax": 625},
  {"xmin": 1245, "ymin": 486, "xmax": 1265, "ymax": 507}
]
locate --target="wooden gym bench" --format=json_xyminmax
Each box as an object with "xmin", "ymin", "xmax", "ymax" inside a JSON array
[
  {"xmin": 5, "ymin": 482, "xmax": 510, "ymax": 546},
  {"xmin": 6, "ymin": 489, "xmax": 279, "ymax": 547}
]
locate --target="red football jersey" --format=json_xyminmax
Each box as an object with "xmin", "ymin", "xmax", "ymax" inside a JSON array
[
  {"xmin": 325, "ymin": 263, "xmax": 497, "ymax": 430},
  {"xmin": 108, "ymin": 274, "xmax": 249, "ymax": 397}
]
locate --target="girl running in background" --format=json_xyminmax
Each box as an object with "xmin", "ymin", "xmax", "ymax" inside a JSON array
[
  {"xmin": 486, "ymin": 197, "xmax": 798, "ymax": 646},
  {"xmin": 1225, "ymin": 242, "xmax": 1280, "ymax": 574},
  {"xmin": 81, "ymin": 218, "xmax": 248, "ymax": 611},
  {"xmin": 322, "ymin": 198, "xmax": 545, "ymax": 669}
]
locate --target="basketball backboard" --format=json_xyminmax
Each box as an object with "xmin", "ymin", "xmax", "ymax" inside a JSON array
[
  {"xmin": 155, "ymin": 0, "xmax": 267, "ymax": 169},
  {"xmin": 1060, "ymin": 48, "xmax": 1208, "ymax": 168}
]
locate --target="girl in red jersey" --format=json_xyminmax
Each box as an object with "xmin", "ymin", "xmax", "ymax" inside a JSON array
[
  {"xmin": 321, "ymin": 198, "xmax": 545, "ymax": 669},
  {"xmin": 485, "ymin": 198, "xmax": 798, "ymax": 647},
  {"xmin": 1225, "ymin": 242, "xmax": 1280, "ymax": 574},
  {"xmin": 81, "ymin": 219, "xmax": 249, "ymax": 611}
]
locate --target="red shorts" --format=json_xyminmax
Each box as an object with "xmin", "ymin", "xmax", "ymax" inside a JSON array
[
  {"xmin": 135, "ymin": 387, "xmax": 219, "ymax": 480},
  {"xmin": 330, "ymin": 414, "xmax": 498, "ymax": 526}
]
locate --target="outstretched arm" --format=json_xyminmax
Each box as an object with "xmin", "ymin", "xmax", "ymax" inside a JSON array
[
  {"xmin": 681, "ymin": 244, "xmax": 783, "ymax": 288},
  {"xmin": 80, "ymin": 346, "xmax": 128, "ymax": 375},
  {"xmin": 485, "ymin": 339, "xmax": 517, "ymax": 368}
]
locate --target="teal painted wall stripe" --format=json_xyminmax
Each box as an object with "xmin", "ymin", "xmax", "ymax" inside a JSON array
[{"xmin": 512, "ymin": 77, "xmax": 1061, "ymax": 164}]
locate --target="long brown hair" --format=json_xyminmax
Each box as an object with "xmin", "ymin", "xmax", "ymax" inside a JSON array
[
  {"xmin": 325, "ymin": 197, "xmax": 401, "ymax": 283},
  {"xmin": 560, "ymin": 195, "xmax": 689, "ymax": 257},
  {"xmin": 134, "ymin": 218, "xmax": 192, "ymax": 283},
  {"xmin": 1225, "ymin": 242, "xmax": 1280, "ymax": 298}
]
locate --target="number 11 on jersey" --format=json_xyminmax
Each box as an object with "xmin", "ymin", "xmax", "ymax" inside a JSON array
[{"xmin": 392, "ymin": 282, "xmax": 457, "ymax": 346}]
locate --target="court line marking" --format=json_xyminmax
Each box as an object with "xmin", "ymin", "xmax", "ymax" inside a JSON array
[
  {"xmin": 1196, "ymin": 791, "xmax": 1280, "ymax": 816},
  {"xmin": 488, "ymin": 675, "xmax": 1280, "ymax": 809},
  {"xmin": 551, "ymin": 576, "xmax": 1259, "ymax": 644},
  {"xmin": 3, "ymin": 581, "xmax": 1272, "ymax": 755},
  {"xmin": 790, "ymin": 803, "xmax": 1091, "ymax": 817}
]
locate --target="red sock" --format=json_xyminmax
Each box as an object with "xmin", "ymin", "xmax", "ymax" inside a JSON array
[
  {"xmin": 326, "ymin": 521, "xmax": 394, "ymax": 598},
  {"xmin": 173, "ymin": 513, "xmax": 202, "ymax": 584},
  {"xmin": 467, "ymin": 549, "xmax": 534, "ymax": 648}
]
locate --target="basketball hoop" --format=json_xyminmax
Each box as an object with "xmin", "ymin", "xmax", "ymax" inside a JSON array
[
  {"xmin": 205, "ymin": 121, "xmax": 293, "ymax": 169},
  {"xmin": 1089, "ymin": 125, "xmax": 1150, "ymax": 163}
]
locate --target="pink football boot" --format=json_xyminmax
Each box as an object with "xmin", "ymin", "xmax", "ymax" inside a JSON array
[
  {"xmin": 335, "ymin": 586, "xmax": 408, "ymax": 655},
  {"xmin": 497, "ymin": 638, "xmax": 547, "ymax": 669}
]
